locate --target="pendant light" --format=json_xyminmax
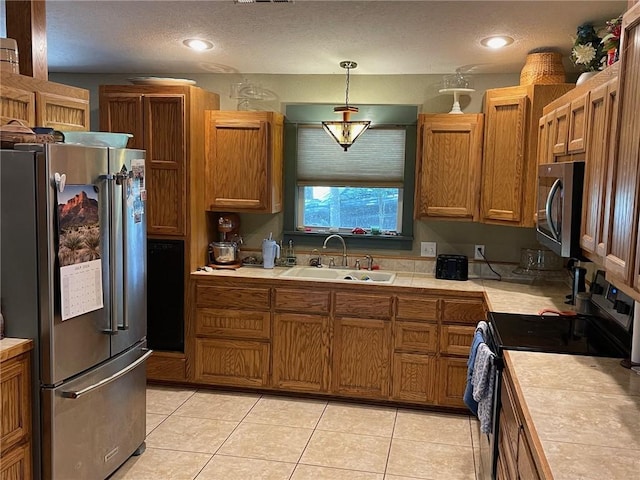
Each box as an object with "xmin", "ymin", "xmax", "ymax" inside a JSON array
[{"xmin": 322, "ymin": 60, "xmax": 371, "ymax": 151}]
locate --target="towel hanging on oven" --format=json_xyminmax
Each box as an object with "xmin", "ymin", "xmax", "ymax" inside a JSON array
[
  {"xmin": 463, "ymin": 321, "xmax": 488, "ymax": 414},
  {"xmin": 472, "ymin": 343, "xmax": 496, "ymax": 434}
]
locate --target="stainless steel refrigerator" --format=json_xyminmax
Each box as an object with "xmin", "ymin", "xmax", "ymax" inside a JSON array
[{"xmin": 0, "ymin": 143, "xmax": 151, "ymax": 479}]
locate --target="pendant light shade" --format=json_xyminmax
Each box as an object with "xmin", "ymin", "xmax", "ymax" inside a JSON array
[{"xmin": 321, "ymin": 61, "xmax": 370, "ymax": 151}]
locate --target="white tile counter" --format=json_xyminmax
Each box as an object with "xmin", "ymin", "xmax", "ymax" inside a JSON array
[
  {"xmin": 193, "ymin": 266, "xmax": 571, "ymax": 315},
  {"xmin": 505, "ymin": 350, "xmax": 640, "ymax": 480}
]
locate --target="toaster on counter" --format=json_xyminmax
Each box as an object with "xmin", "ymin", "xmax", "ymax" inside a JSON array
[{"xmin": 435, "ymin": 254, "xmax": 468, "ymax": 281}]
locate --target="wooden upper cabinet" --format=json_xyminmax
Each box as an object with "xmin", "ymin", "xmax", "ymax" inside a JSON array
[
  {"xmin": 36, "ymin": 91, "xmax": 89, "ymax": 131},
  {"xmin": 1, "ymin": 71, "xmax": 89, "ymax": 130},
  {"xmin": 481, "ymin": 84, "xmax": 574, "ymax": 227},
  {"xmin": 580, "ymin": 79, "xmax": 618, "ymax": 261},
  {"xmin": 99, "ymin": 93, "xmax": 144, "ymax": 149},
  {"xmin": 551, "ymin": 103, "xmax": 569, "ymax": 155},
  {"xmin": 99, "ymin": 85, "xmax": 220, "ymax": 238},
  {"xmin": 481, "ymin": 90, "xmax": 529, "ymax": 224},
  {"xmin": 604, "ymin": 3, "xmax": 640, "ymax": 289},
  {"xmin": 567, "ymin": 92, "xmax": 589, "ymax": 154},
  {"xmin": 205, "ymin": 111, "xmax": 284, "ymax": 213},
  {"xmin": 0, "ymin": 83, "xmax": 35, "ymax": 126},
  {"xmin": 414, "ymin": 113, "xmax": 484, "ymax": 221},
  {"xmin": 102, "ymin": 91, "xmax": 186, "ymax": 235},
  {"xmin": 536, "ymin": 113, "xmax": 554, "ymax": 166}
]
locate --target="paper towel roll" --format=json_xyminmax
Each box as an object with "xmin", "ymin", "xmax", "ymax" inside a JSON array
[{"xmin": 632, "ymin": 302, "xmax": 640, "ymax": 364}]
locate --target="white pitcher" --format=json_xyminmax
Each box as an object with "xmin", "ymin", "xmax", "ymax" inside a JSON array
[{"xmin": 262, "ymin": 238, "xmax": 280, "ymax": 269}]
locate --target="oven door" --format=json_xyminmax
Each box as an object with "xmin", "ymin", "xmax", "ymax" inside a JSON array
[{"xmin": 477, "ymin": 322, "xmax": 502, "ymax": 480}]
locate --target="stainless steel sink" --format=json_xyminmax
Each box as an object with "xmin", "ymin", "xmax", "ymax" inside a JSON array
[{"xmin": 279, "ymin": 267, "xmax": 396, "ymax": 284}]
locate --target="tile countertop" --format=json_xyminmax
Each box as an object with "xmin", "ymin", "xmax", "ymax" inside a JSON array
[
  {"xmin": 193, "ymin": 267, "xmax": 572, "ymax": 315},
  {"xmin": 505, "ymin": 350, "xmax": 640, "ymax": 480},
  {"xmin": 0, "ymin": 337, "xmax": 33, "ymax": 361}
]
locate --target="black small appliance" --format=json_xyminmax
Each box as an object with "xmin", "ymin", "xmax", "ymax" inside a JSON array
[
  {"xmin": 565, "ymin": 258, "xmax": 587, "ymax": 305},
  {"xmin": 435, "ymin": 254, "xmax": 468, "ymax": 281}
]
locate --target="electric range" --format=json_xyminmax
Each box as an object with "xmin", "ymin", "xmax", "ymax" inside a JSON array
[{"xmin": 477, "ymin": 270, "xmax": 634, "ymax": 480}]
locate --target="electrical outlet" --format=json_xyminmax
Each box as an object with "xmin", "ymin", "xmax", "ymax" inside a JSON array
[
  {"xmin": 475, "ymin": 244, "xmax": 485, "ymax": 260},
  {"xmin": 421, "ymin": 241, "xmax": 437, "ymax": 257}
]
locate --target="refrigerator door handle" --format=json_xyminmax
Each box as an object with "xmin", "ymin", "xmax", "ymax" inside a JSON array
[
  {"xmin": 117, "ymin": 170, "xmax": 133, "ymax": 331},
  {"xmin": 60, "ymin": 349, "xmax": 153, "ymax": 399},
  {"xmin": 105, "ymin": 174, "xmax": 120, "ymax": 335}
]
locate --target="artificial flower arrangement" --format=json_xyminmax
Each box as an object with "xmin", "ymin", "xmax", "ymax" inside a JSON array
[
  {"xmin": 571, "ymin": 23, "xmax": 605, "ymax": 72},
  {"xmin": 601, "ymin": 15, "xmax": 623, "ymax": 66},
  {"xmin": 571, "ymin": 15, "xmax": 623, "ymax": 72}
]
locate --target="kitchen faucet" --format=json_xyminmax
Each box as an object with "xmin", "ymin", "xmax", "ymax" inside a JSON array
[
  {"xmin": 364, "ymin": 254, "xmax": 374, "ymax": 271},
  {"xmin": 322, "ymin": 234, "xmax": 348, "ymax": 267}
]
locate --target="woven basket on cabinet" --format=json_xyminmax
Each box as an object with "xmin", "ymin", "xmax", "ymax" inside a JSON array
[{"xmin": 519, "ymin": 52, "xmax": 566, "ymax": 85}]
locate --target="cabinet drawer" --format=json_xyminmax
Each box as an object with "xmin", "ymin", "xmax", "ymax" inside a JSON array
[
  {"xmin": 335, "ymin": 292, "xmax": 392, "ymax": 319},
  {"xmin": 194, "ymin": 338, "xmax": 270, "ymax": 387},
  {"xmin": 275, "ymin": 288, "xmax": 330, "ymax": 314},
  {"xmin": 394, "ymin": 321, "xmax": 438, "ymax": 354},
  {"xmin": 396, "ymin": 296, "xmax": 438, "ymax": 322},
  {"xmin": 196, "ymin": 285, "xmax": 270, "ymax": 310},
  {"xmin": 439, "ymin": 324, "xmax": 475, "ymax": 356},
  {"xmin": 196, "ymin": 308, "xmax": 271, "ymax": 339},
  {"xmin": 441, "ymin": 299, "xmax": 485, "ymax": 324}
]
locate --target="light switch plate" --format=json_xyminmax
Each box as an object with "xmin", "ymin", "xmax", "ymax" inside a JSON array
[{"xmin": 421, "ymin": 241, "xmax": 437, "ymax": 257}]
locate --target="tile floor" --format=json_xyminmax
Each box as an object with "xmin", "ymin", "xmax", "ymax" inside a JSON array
[{"xmin": 110, "ymin": 385, "xmax": 482, "ymax": 480}]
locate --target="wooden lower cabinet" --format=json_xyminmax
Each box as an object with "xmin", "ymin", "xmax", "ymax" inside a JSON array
[
  {"xmin": 272, "ymin": 313, "xmax": 330, "ymax": 392},
  {"xmin": 146, "ymin": 351, "xmax": 186, "ymax": 382},
  {"xmin": 499, "ymin": 362, "xmax": 543, "ymax": 479},
  {"xmin": 194, "ymin": 337, "xmax": 269, "ymax": 387},
  {"xmin": 392, "ymin": 353, "xmax": 437, "ymax": 403},
  {"xmin": 0, "ymin": 442, "xmax": 32, "ymax": 480},
  {"xmin": 332, "ymin": 317, "xmax": 391, "ymax": 398},
  {"xmin": 189, "ymin": 276, "xmax": 487, "ymax": 409},
  {"xmin": 436, "ymin": 356, "xmax": 468, "ymax": 408},
  {"xmin": 0, "ymin": 342, "xmax": 32, "ymax": 480}
]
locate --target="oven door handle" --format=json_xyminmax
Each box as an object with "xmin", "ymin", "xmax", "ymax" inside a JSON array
[{"xmin": 545, "ymin": 178, "xmax": 562, "ymax": 241}]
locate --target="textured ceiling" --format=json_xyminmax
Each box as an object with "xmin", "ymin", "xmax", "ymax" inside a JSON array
[{"xmin": 0, "ymin": 0, "xmax": 627, "ymax": 75}]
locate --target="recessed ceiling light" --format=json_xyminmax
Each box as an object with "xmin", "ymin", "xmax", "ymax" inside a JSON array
[
  {"xmin": 183, "ymin": 39, "xmax": 213, "ymax": 51},
  {"xmin": 481, "ymin": 36, "xmax": 514, "ymax": 49}
]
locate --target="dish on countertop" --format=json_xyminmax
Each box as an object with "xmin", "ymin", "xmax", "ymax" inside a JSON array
[{"xmin": 128, "ymin": 77, "xmax": 196, "ymax": 86}]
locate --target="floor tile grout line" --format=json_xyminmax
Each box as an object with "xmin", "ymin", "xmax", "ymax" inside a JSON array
[
  {"xmin": 383, "ymin": 408, "xmax": 399, "ymax": 477},
  {"xmin": 468, "ymin": 416, "xmax": 479, "ymax": 480},
  {"xmin": 207, "ymin": 391, "xmax": 265, "ymax": 456},
  {"xmin": 292, "ymin": 400, "xmax": 330, "ymax": 471},
  {"xmin": 145, "ymin": 385, "xmax": 198, "ymax": 416}
]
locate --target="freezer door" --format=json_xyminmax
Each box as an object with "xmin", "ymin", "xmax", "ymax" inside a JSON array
[
  {"xmin": 40, "ymin": 144, "xmax": 113, "ymax": 385},
  {"xmin": 109, "ymin": 148, "xmax": 147, "ymax": 356},
  {"xmin": 41, "ymin": 342, "xmax": 150, "ymax": 480}
]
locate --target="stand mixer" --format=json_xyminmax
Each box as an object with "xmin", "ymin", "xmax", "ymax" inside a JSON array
[
  {"xmin": 208, "ymin": 213, "xmax": 242, "ymax": 267},
  {"xmin": 217, "ymin": 213, "xmax": 241, "ymax": 242}
]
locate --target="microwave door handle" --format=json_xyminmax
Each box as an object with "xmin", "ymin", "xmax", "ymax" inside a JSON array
[{"xmin": 545, "ymin": 178, "xmax": 562, "ymax": 241}]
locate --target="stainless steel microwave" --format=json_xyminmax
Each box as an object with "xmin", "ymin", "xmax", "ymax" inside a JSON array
[{"xmin": 536, "ymin": 161, "xmax": 585, "ymax": 258}]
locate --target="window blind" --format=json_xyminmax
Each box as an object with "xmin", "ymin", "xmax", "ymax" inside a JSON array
[{"xmin": 297, "ymin": 126, "xmax": 406, "ymax": 186}]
